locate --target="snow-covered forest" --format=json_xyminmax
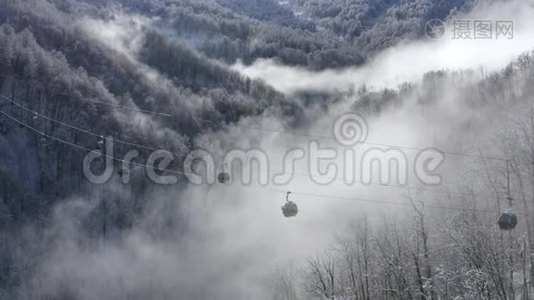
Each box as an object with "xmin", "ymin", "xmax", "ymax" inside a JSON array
[{"xmin": 1, "ymin": 0, "xmax": 534, "ymax": 299}]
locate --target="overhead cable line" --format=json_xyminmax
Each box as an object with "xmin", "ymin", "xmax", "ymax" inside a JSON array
[
  {"xmin": 2, "ymin": 74, "xmax": 172, "ymax": 117},
  {"xmin": 0, "ymin": 93, "xmax": 500, "ymax": 198},
  {"xmin": 0, "ymin": 95, "xmax": 177, "ymax": 152},
  {"xmin": 0, "ymin": 108, "xmax": 510, "ymax": 215}
]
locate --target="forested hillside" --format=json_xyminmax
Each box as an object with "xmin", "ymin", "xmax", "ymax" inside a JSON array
[{"xmin": 103, "ymin": 0, "xmax": 476, "ymax": 69}]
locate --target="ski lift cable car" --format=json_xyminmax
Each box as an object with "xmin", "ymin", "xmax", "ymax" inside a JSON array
[
  {"xmin": 218, "ymin": 171, "xmax": 230, "ymax": 184},
  {"xmin": 217, "ymin": 162, "xmax": 230, "ymax": 184},
  {"xmin": 498, "ymin": 159, "xmax": 518, "ymax": 231},
  {"xmin": 282, "ymin": 191, "xmax": 298, "ymax": 218}
]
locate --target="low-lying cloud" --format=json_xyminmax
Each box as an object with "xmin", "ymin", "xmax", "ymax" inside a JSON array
[{"xmin": 233, "ymin": 0, "xmax": 534, "ymax": 94}]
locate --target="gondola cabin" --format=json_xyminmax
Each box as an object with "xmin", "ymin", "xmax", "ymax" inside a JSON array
[
  {"xmin": 218, "ymin": 172, "xmax": 230, "ymax": 184},
  {"xmin": 282, "ymin": 201, "xmax": 298, "ymax": 218},
  {"xmin": 282, "ymin": 192, "xmax": 298, "ymax": 218},
  {"xmin": 498, "ymin": 209, "xmax": 518, "ymax": 231}
]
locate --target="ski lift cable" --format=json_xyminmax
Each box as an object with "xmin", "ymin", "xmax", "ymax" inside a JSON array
[
  {"xmin": 0, "ymin": 95, "xmax": 183, "ymax": 155},
  {"xmin": 3, "ymin": 72, "xmax": 508, "ymax": 161},
  {"xmin": 200, "ymin": 119, "xmax": 501, "ymax": 197},
  {"xmin": 2, "ymin": 74, "xmax": 172, "ymax": 117},
  {"xmin": 248, "ymin": 185, "xmax": 514, "ymax": 215},
  {"xmin": 0, "ymin": 109, "xmax": 188, "ymax": 177},
  {"xmin": 196, "ymin": 117, "xmax": 507, "ymax": 162},
  {"xmin": 0, "ymin": 94, "xmax": 500, "ymax": 199},
  {"xmin": 0, "ymin": 108, "xmax": 516, "ymax": 215},
  {"xmin": 245, "ymin": 127, "xmax": 508, "ymax": 162},
  {"xmin": 287, "ymin": 169, "xmax": 496, "ymax": 199},
  {"xmin": 497, "ymin": 159, "xmax": 518, "ymax": 230},
  {"xmin": 5, "ymin": 72, "xmax": 507, "ymax": 161}
]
